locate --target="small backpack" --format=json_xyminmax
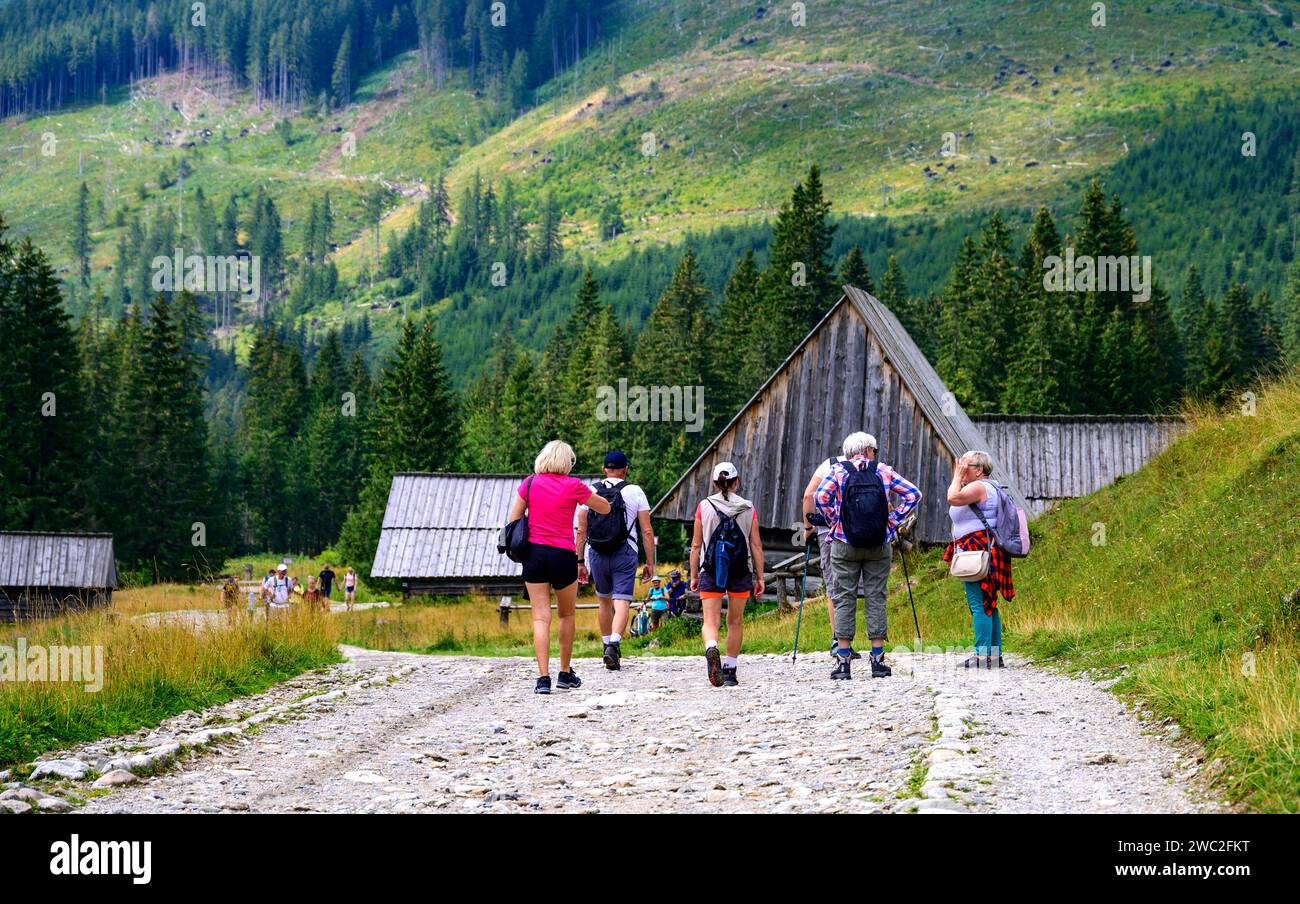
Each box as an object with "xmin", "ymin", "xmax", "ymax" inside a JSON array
[
  {"xmin": 969, "ymin": 480, "xmax": 1031, "ymax": 558},
  {"xmin": 841, "ymin": 460, "xmax": 889, "ymax": 548},
  {"xmin": 702, "ymin": 499, "xmax": 751, "ymax": 587},
  {"xmin": 586, "ymin": 480, "xmax": 631, "ymax": 554}
]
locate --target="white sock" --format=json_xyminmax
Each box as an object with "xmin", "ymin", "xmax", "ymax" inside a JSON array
[
  {"xmin": 705, "ymin": 640, "xmax": 718, "ymax": 651},
  {"xmin": 610, "ymin": 633, "xmax": 622, "ymax": 643},
  {"xmin": 723, "ymin": 656, "xmax": 738, "ymax": 669},
  {"xmin": 602, "ymin": 635, "xmax": 611, "ymax": 644}
]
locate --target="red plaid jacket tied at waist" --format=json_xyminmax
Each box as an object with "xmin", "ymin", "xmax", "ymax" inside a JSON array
[{"xmin": 942, "ymin": 529, "xmax": 1015, "ymax": 616}]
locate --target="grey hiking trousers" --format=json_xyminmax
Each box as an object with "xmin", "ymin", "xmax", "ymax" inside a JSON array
[{"xmin": 829, "ymin": 540, "xmax": 892, "ymax": 642}]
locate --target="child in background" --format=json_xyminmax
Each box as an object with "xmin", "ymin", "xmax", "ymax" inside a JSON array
[
  {"xmin": 647, "ymin": 576, "xmax": 670, "ymax": 630},
  {"xmin": 303, "ymin": 576, "xmax": 324, "ymax": 612}
]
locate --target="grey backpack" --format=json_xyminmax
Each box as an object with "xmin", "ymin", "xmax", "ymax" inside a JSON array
[{"xmin": 968, "ymin": 481, "xmax": 1031, "ymax": 558}]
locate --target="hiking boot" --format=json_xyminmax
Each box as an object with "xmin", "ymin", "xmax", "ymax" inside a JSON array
[
  {"xmin": 997, "ymin": 655, "xmax": 1006, "ymax": 668},
  {"xmin": 963, "ymin": 656, "xmax": 980, "ymax": 669},
  {"xmin": 603, "ymin": 641, "xmax": 621, "ymax": 671},
  {"xmin": 830, "ymin": 641, "xmax": 862, "ymax": 661},
  {"xmin": 705, "ymin": 646, "xmax": 724, "ymax": 687},
  {"xmin": 870, "ymin": 656, "xmax": 892, "ymax": 678},
  {"xmin": 984, "ymin": 656, "xmax": 993, "ymax": 671},
  {"xmin": 831, "ymin": 656, "xmax": 852, "ymax": 680},
  {"xmin": 534, "ymin": 676, "xmax": 552, "ymax": 695},
  {"xmin": 721, "ymin": 666, "xmax": 739, "ymax": 687},
  {"xmin": 556, "ymin": 669, "xmax": 582, "ymax": 690}
]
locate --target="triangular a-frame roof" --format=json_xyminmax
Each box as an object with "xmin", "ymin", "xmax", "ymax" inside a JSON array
[{"xmin": 652, "ymin": 286, "xmax": 1027, "ymax": 544}]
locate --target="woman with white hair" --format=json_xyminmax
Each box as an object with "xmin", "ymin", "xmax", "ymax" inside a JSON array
[
  {"xmin": 506, "ymin": 440, "xmax": 611, "ymax": 694},
  {"xmin": 945, "ymin": 450, "xmax": 1015, "ymax": 668}
]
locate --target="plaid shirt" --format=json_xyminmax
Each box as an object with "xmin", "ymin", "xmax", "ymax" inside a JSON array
[
  {"xmin": 943, "ymin": 529, "xmax": 1015, "ymax": 614},
  {"xmin": 813, "ymin": 456, "xmax": 921, "ymax": 545}
]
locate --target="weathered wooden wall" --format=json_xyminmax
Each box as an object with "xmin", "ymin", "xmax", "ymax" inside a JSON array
[
  {"xmin": 655, "ymin": 296, "xmax": 985, "ymax": 545},
  {"xmin": 972, "ymin": 416, "xmax": 1189, "ymax": 514}
]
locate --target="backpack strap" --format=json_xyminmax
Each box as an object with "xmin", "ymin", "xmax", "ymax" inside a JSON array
[{"xmin": 967, "ymin": 481, "xmax": 997, "ymax": 546}]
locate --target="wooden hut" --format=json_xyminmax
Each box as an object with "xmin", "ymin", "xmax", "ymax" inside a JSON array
[
  {"xmin": 972, "ymin": 415, "xmax": 1189, "ymax": 515},
  {"xmin": 371, "ymin": 472, "xmax": 598, "ymax": 597},
  {"xmin": 652, "ymin": 286, "xmax": 1029, "ymax": 552},
  {"xmin": 0, "ymin": 532, "xmax": 117, "ymax": 621}
]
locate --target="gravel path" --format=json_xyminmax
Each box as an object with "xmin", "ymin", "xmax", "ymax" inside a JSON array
[{"xmin": 51, "ymin": 649, "xmax": 1220, "ymax": 814}]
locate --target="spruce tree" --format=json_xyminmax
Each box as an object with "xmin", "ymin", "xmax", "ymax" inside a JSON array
[
  {"xmin": 631, "ymin": 248, "xmax": 713, "ymax": 494},
  {"xmin": 73, "ymin": 181, "xmax": 91, "ymax": 288},
  {"xmin": 838, "ymin": 246, "xmax": 874, "ymax": 294},
  {"xmin": 0, "ymin": 236, "xmax": 87, "ymax": 529},
  {"xmin": 338, "ymin": 316, "xmax": 461, "ymax": 579},
  {"xmin": 714, "ymin": 249, "xmax": 763, "ymax": 422}
]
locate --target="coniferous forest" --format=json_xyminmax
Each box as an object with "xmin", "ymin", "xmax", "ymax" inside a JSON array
[{"xmin": 1, "ymin": 2, "xmax": 1299, "ymax": 584}]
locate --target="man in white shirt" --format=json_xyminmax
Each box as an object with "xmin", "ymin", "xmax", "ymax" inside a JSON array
[
  {"xmin": 268, "ymin": 563, "xmax": 293, "ymax": 613},
  {"xmin": 576, "ymin": 450, "xmax": 655, "ymax": 671}
]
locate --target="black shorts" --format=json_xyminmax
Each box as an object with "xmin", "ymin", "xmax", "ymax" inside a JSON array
[{"xmin": 522, "ymin": 543, "xmax": 578, "ymax": 590}]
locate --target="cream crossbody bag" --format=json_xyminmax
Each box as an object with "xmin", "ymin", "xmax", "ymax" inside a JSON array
[{"xmin": 948, "ymin": 546, "xmax": 991, "ymax": 581}]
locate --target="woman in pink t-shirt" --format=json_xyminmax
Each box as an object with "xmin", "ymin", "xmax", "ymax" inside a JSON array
[{"xmin": 507, "ymin": 440, "xmax": 610, "ymax": 695}]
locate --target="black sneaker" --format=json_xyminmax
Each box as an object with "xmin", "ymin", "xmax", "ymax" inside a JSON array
[
  {"xmin": 556, "ymin": 669, "xmax": 582, "ymax": 689},
  {"xmin": 705, "ymin": 646, "xmax": 724, "ymax": 687},
  {"xmin": 963, "ymin": 656, "xmax": 980, "ymax": 669},
  {"xmin": 603, "ymin": 642, "xmax": 621, "ymax": 671},
  {"xmin": 534, "ymin": 676, "xmax": 551, "ymax": 695},
  {"xmin": 870, "ymin": 656, "xmax": 892, "ymax": 678},
  {"xmin": 997, "ymin": 655, "xmax": 1006, "ymax": 668},
  {"xmin": 721, "ymin": 666, "xmax": 739, "ymax": 687},
  {"xmin": 831, "ymin": 656, "xmax": 852, "ymax": 680}
]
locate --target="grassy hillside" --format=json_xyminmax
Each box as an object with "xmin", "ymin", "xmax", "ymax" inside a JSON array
[{"xmin": 4, "ymin": 1, "xmax": 1297, "ymax": 277}]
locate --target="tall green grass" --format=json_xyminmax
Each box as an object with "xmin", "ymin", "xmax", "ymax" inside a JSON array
[{"xmin": 0, "ymin": 607, "xmax": 341, "ymax": 768}]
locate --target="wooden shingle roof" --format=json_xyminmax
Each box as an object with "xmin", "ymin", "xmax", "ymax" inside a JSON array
[{"xmin": 0, "ymin": 532, "xmax": 117, "ymax": 589}]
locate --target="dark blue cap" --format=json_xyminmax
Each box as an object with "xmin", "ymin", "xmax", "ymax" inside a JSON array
[{"xmin": 604, "ymin": 450, "xmax": 629, "ymax": 469}]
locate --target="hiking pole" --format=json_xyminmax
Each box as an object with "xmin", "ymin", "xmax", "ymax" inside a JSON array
[
  {"xmin": 898, "ymin": 535, "xmax": 922, "ymax": 648},
  {"xmin": 791, "ymin": 538, "xmax": 813, "ymax": 663}
]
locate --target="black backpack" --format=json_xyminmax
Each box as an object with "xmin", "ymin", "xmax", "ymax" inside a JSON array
[
  {"xmin": 841, "ymin": 460, "xmax": 889, "ymax": 548},
  {"xmin": 586, "ymin": 480, "xmax": 631, "ymax": 554},
  {"xmin": 702, "ymin": 499, "xmax": 751, "ymax": 587}
]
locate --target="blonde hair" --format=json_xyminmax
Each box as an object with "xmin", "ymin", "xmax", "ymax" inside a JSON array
[
  {"xmin": 964, "ymin": 450, "xmax": 994, "ymax": 476},
  {"xmin": 534, "ymin": 439, "xmax": 577, "ymax": 475}
]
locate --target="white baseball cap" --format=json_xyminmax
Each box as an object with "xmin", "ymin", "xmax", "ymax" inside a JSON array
[
  {"xmin": 277, "ymin": 563, "xmax": 288, "ymax": 572},
  {"xmin": 712, "ymin": 461, "xmax": 739, "ymax": 481}
]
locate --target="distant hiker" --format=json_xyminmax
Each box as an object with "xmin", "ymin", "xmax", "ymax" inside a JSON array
[
  {"xmin": 647, "ymin": 576, "xmax": 670, "ymax": 630},
  {"xmin": 814, "ymin": 432, "xmax": 921, "ymax": 680},
  {"xmin": 220, "ymin": 576, "xmax": 240, "ymax": 621},
  {"xmin": 303, "ymin": 576, "xmax": 324, "ymax": 612},
  {"xmin": 319, "ymin": 563, "xmax": 337, "ymax": 600},
  {"xmin": 576, "ymin": 449, "xmax": 655, "ymax": 671},
  {"xmin": 802, "ymin": 433, "xmax": 866, "ymax": 660},
  {"xmin": 267, "ymin": 564, "xmax": 293, "ymax": 614},
  {"xmin": 689, "ymin": 462, "xmax": 765, "ymax": 687},
  {"xmin": 507, "ymin": 439, "xmax": 612, "ymax": 695},
  {"xmin": 343, "ymin": 567, "xmax": 358, "ymax": 610},
  {"xmin": 667, "ymin": 569, "xmax": 687, "ymax": 615},
  {"xmin": 260, "ymin": 567, "xmax": 275, "ymax": 608},
  {"xmin": 945, "ymin": 451, "xmax": 1015, "ymax": 668}
]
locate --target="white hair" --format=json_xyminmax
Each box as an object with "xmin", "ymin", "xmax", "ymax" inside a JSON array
[
  {"xmin": 964, "ymin": 450, "xmax": 994, "ymax": 476},
  {"xmin": 842, "ymin": 432, "xmax": 878, "ymax": 457}
]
